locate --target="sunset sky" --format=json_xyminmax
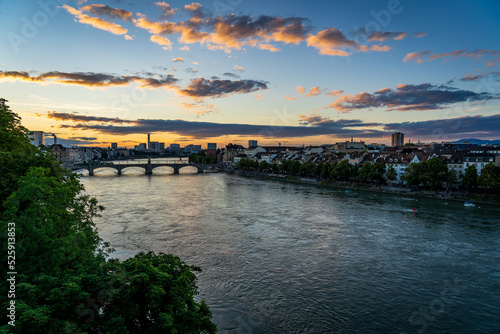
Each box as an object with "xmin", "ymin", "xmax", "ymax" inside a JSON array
[{"xmin": 1, "ymin": 0, "xmax": 499, "ymax": 148}]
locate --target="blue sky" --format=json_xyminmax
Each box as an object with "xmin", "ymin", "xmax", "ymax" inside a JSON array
[{"xmin": 1, "ymin": 0, "xmax": 499, "ymax": 147}]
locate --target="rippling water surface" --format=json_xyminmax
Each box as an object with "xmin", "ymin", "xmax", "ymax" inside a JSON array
[{"xmin": 79, "ymin": 171, "xmax": 500, "ymax": 333}]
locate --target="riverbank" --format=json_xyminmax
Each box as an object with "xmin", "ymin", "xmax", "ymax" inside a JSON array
[{"xmin": 235, "ymin": 170, "xmax": 500, "ymax": 207}]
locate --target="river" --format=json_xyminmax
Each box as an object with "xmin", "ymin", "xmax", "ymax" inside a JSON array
[{"xmin": 79, "ymin": 170, "xmax": 500, "ymax": 333}]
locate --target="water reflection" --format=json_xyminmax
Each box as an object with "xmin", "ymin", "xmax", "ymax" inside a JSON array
[{"xmin": 80, "ymin": 174, "xmax": 500, "ymax": 333}]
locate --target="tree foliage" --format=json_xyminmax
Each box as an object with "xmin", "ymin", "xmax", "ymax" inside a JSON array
[
  {"xmin": 402, "ymin": 158, "xmax": 454, "ymax": 190},
  {"xmin": 478, "ymin": 163, "xmax": 500, "ymax": 193},
  {"xmin": 189, "ymin": 151, "xmax": 217, "ymax": 164},
  {"xmin": 385, "ymin": 164, "xmax": 397, "ymax": 183},
  {"xmin": 0, "ymin": 99, "xmax": 216, "ymax": 334}
]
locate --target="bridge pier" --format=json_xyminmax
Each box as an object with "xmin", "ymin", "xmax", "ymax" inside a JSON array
[
  {"xmin": 88, "ymin": 164, "xmax": 94, "ymax": 176},
  {"xmin": 146, "ymin": 159, "xmax": 153, "ymax": 175}
]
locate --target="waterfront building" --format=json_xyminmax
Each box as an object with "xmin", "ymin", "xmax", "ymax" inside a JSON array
[
  {"xmin": 224, "ymin": 143, "xmax": 245, "ymax": 162},
  {"xmin": 463, "ymin": 153, "xmax": 496, "ymax": 174}
]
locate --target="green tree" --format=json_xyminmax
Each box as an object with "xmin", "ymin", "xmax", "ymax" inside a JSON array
[
  {"xmin": 368, "ymin": 163, "xmax": 386, "ymax": 184},
  {"xmin": 331, "ymin": 160, "xmax": 356, "ymax": 181},
  {"xmin": 258, "ymin": 160, "xmax": 270, "ymax": 171},
  {"xmin": 313, "ymin": 162, "xmax": 324, "ymax": 179},
  {"xmin": 0, "ymin": 99, "xmax": 216, "ymax": 334},
  {"xmin": 290, "ymin": 160, "xmax": 301, "ymax": 175},
  {"xmin": 478, "ymin": 163, "xmax": 500, "ymax": 192},
  {"xmin": 402, "ymin": 162, "xmax": 424, "ymax": 186},
  {"xmin": 358, "ymin": 162, "xmax": 372, "ymax": 182},
  {"xmin": 323, "ymin": 163, "xmax": 335, "ymax": 179},
  {"xmin": 97, "ymin": 252, "xmax": 216, "ymax": 333},
  {"xmin": 385, "ymin": 164, "xmax": 397, "ymax": 183},
  {"xmin": 299, "ymin": 162, "xmax": 314, "ymax": 177},
  {"xmin": 422, "ymin": 157, "xmax": 450, "ymax": 190}
]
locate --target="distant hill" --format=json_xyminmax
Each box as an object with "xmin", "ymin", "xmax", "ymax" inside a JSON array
[{"xmin": 452, "ymin": 138, "xmax": 500, "ymax": 145}]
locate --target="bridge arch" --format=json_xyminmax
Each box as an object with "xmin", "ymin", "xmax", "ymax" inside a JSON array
[
  {"xmin": 178, "ymin": 165, "xmax": 201, "ymax": 174},
  {"xmin": 151, "ymin": 166, "xmax": 175, "ymax": 174},
  {"xmin": 120, "ymin": 166, "xmax": 147, "ymax": 175},
  {"xmin": 92, "ymin": 166, "xmax": 119, "ymax": 175}
]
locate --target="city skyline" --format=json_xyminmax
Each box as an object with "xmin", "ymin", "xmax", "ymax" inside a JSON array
[{"xmin": 1, "ymin": 0, "xmax": 500, "ymax": 147}]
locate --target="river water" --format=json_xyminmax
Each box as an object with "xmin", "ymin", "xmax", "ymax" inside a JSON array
[{"xmin": 79, "ymin": 170, "xmax": 500, "ymax": 333}]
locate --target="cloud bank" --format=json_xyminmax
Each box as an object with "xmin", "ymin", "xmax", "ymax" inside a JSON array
[
  {"xmin": 62, "ymin": 2, "xmax": 407, "ymax": 57},
  {"xmin": 327, "ymin": 83, "xmax": 497, "ymax": 112}
]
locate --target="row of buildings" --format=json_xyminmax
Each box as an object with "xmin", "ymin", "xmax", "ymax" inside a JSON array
[
  {"xmin": 29, "ymin": 131, "xmax": 500, "ymax": 180},
  {"xmin": 132, "ymin": 134, "xmax": 217, "ymax": 154},
  {"xmin": 220, "ymin": 140, "xmax": 500, "ymax": 183}
]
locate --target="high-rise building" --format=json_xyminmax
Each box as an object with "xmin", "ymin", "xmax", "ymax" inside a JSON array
[
  {"xmin": 207, "ymin": 143, "xmax": 217, "ymax": 150},
  {"xmin": 147, "ymin": 134, "xmax": 151, "ymax": 150},
  {"xmin": 29, "ymin": 131, "xmax": 45, "ymax": 146},
  {"xmin": 248, "ymin": 140, "xmax": 258, "ymax": 147},
  {"xmin": 170, "ymin": 143, "xmax": 181, "ymax": 149},
  {"xmin": 391, "ymin": 132, "xmax": 404, "ymax": 147},
  {"xmin": 134, "ymin": 143, "xmax": 147, "ymax": 150},
  {"xmin": 149, "ymin": 141, "xmax": 160, "ymax": 151},
  {"xmin": 111, "ymin": 143, "xmax": 118, "ymax": 149}
]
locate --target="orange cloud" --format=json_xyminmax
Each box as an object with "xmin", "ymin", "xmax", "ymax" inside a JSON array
[
  {"xmin": 403, "ymin": 49, "xmax": 500, "ymax": 64},
  {"xmin": 177, "ymin": 78, "xmax": 268, "ymax": 98},
  {"xmin": 306, "ymin": 28, "xmax": 357, "ymax": 56},
  {"xmin": 63, "ymin": 5, "xmax": 127, "ymax": 35},
  {"xmin": 155, "ymin": 2, "xmax": 177, "ymax": 19},
  {"xmin": 296, "ymin": 86, "xmax": 305, "ymax": 94},
  {"xmin": 81, "ymin": 4, "xmax": 133, "ymax": 21},
  {"xmin": 326, "ymin": 83, "xmax": 496, "ymax": 112},
  {"xmin": 172, "ymin": 57, "xmax": 184, "ymax": 62},
  {"xmin": 184, "ymin": 3, "xmax": 202, "ymax": 11},
  {"xmin": 326, "ymin": 90, "xmax": 344, "ymax": 97},
  {"xmin": 368, "ymin": 31, "xmax": 407, "ymax": 42},
  {"xmin": 133, "ymin": 14, "xmax": 176, "ymax": 35},
  {"xmin": 258, "ymin": 44, "xmax": 281, "ymax": 52},
  {"xmin": 124, "ymin": 35, "xmax": 133, "ymax": 40},
  {"xmin": 151, "ymin": 35, "xmax": 172, "ymax": 49},
  {"xmin": 305, "ymin": 87, "xmax": 321, "ymax": 97},
  {"xmin": 0, "ymin": 70, "xmax": 177, "ymax": 89},
  {"xmin": 233, "ymin": 65, "xmax": 245, "ymax": 72},
  {"xmin": 179, "ymin": 101, "xmax": 218, "ymax": 115},
  {"xmin": 284, "ymin": 95, "xmax": 296, "ymax": 101}
]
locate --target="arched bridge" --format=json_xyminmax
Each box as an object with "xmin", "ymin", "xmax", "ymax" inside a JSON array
[{"xmin": 72, "ymin": 159, "xmax": 222, "ymax": 176}]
